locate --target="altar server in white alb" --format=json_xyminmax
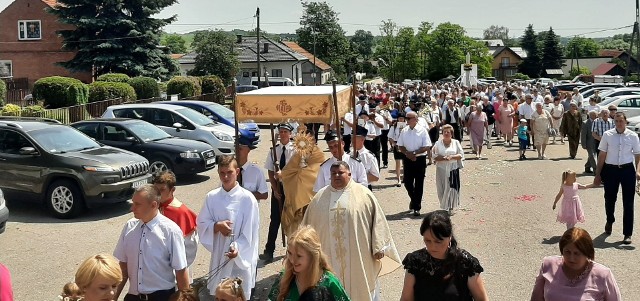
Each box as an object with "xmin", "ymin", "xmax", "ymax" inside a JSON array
[
  {"xmin": 313, "ymin": 130, "xmax": 367, "ymax": 192},
  {"xmin": 303, "ymin": 161, "xmax": 401, "ymax": 301},
  {"xmin": 197, "ymin": 156, "xmax": 260, "ymax": 299}
]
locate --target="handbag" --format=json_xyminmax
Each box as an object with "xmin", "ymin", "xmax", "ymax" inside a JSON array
[{"xmin": 547, "ymin": 127, "xmax": 557, "ymax": 136}]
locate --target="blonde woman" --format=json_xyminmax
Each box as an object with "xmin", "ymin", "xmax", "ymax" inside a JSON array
[
  {"xmin": 268, "ymin": 226, "xmax": 350, "ymax": 301},
  {"xmin": 74, "ymin": 253, "xmax": 122, "ymax": 301}
]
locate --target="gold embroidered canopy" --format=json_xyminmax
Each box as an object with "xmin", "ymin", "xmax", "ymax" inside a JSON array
[{"xmin": 235, "ymin": 85, "xmax": 353, "ymax": 123}]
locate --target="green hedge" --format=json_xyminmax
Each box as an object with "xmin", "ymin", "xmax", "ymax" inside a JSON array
[
  {"xmin": 201, "ymin": 75, "xmax": 225, "ymax": 103},
  {"xmin": 33, "ymin": 76, "xmax": 89, "ymax": 109},
  {"xmin": 88, "ymin": 81, "xmax": 137, "ymax": 103},
  {"xmin": 167, "ymin": 76, "xmax": 201, "ymax": 98},
  {"xmin": 96, "ymin": 73, "xmax": 131, "ymax": 83},
  {"xmin": 0, "ymin": 80, "xmax": 6, "ymax": 106},
  {"xmin": 20, "ymin": 105, "xmax": 46, "ymax": 117},
  {"xmin": 1, "ymin": 104, "xmax": 20, "ymax": 116},
  {"xmin": 129, "ymin": 76, "xmax": 160, "ymax": 99}
]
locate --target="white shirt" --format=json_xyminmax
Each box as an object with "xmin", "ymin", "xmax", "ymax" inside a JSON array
[
  {"xmin": 364, "ymin": 121, "xmax": 377, "ymax": 140},
  {"xmin": 584, "ymin": 104, "xmax": 601, "ymax": 114},
  {"xmin": 397, "ymin": 125, "xmax": 432, "ymax": 155},
  {"xmin": 389, "ymin": 124, "xmax": 406, "ymax": 142},
  {"xmin": 264, "ymin": 142, "xmax": 295, "ymax": 171},
  {"xmin": 373, "ymin": 113, "xmax": 384, "ymax": 136},
  {"xmin": 533, "ymin": 94, "xmax": 544, "ymax": 103},
  {"xmin": 355, "ymin": 103, "xmax": 369, "ymax": 116},
  {"xmin": 417, "ymin": 117, "xmax": 429, "ymax": 130},
  {"xmin": 598, "ymin": 128, "xmax": 640, "ymax": 165},
  {"xmin": 380, "ymin": 110, "xmax": 392, "ymax": 130},
  {"xmin": 114, "ymin": 214, "xmax": 187, "ymax": 295},
  {"xmin": 313, "ymin": 154, "xmax": 368, "ymax": 192},
  {"xmin": 240, "ymin": 161, "xmax": 268, "ymax": 195},
  {"xmin": 355, "ymin": 147, "xmax": 380, "ymax": 182},
  {"xmin": 518, "ymin": 103, "xmax": 535, "ymax": 119},
  {"xmin": 572, "ymin": 94, "xmax": 584, "ymax": 107},
  {"xmin": 343, "ymin": 112, "xmax": 354, "ymax": 135}
]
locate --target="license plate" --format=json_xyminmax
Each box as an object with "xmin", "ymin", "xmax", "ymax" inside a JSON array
[
  {"xmin": 206, "ymin": 158, "xmax": 215, "ymax": 165},
  {"xmin": 132, "ymin": 179, "xmax": 147, "ymax": 189}
]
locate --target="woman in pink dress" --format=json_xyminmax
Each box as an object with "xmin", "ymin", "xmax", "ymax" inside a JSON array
[
  {"xmin": 499, "ymin": 100, "xmax": 515, "ymax": 146},
  {"xmin": 530, "ymin": 228, "xmax": 622, "ymax": 301},
  {"xmin": 467, "ymin": 104, "xmax": 489, "ymax": 159}
]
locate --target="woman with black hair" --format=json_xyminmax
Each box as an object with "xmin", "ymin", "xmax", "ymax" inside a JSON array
[{"xmin": 400, "ymin": 210, "xmax": 489, "ymax": 301}]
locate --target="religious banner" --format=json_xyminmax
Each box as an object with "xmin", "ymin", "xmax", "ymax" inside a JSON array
[{"xmin": 236, "ymin": 85, "xmax": 352, "ymax": 123}]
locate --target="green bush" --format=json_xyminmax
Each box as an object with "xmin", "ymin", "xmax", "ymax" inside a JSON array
[
  {"xmin": 33, "ymin": 76, "xmax": 89, "ymax": 109},
  {"xmin": 158, "ymin": 82, "xmax": 168, "ymax": 93},
  {"xmin": 513, "ymin": 73, "xmax": 530, "ymax": 80},
  {"xmin": 96, "ymin": 73, "xmax": 131, "ymax": 83},
  {"xmin": 88, "ymin": 82, "xmax": 137, "ymax": 103},
  {"xmin": 0, "ymin": 80, "xmax": 6, "ymax": 106},
  {"xmin": 1, "ymin": 104, "xmax": 21, "ymax": 116},
  {"xmin": 166, "ymin": 76, "xmax": 201, "ymax": 98},
  {"xmin": 20, "ymin": 105, "xmax": 46, "ymax": 117},
  {"xmin": 200, "ymin": 75, "xmax": 225, "ymax": 103},
  {"xmin": 129, "ymin": 76, "xmax": 160, "ymax": 99}
]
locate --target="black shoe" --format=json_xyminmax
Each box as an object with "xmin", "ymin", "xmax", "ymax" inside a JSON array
[
  {"xmin": 413, "ymin": 210, "xmax": 420, "ymax": 217},
  {"xmin": 584, "ymin": 169, "xmax": 593, "ymax": 174},
  {"xmin": 570, "ymin": 155, "xmax": 576, "ymax": 159},
  {"xmin": 259, "ymin": 252, "xmax": 274, "ymax": 262},
  {"xmin": 622, "ymin": 236, "xmax": 632, "ymax": 244},
  {"xmin": 605, "ymin": 223, "xmax": 612, "ymax": 235}
]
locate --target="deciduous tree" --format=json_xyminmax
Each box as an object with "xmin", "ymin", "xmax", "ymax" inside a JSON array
[
  {"xmin": 162, "ymin": 33, "xmax": 187, "ymax": 54},
  {"xmin": 565, "ymin": 37, "xmax": 600, "ymax": 58},
  {"xmin": 188, "ymin": 30, "xmax": 240, "ymax": 85}
]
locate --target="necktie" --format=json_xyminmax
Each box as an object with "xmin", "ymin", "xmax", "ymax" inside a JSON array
[
  {"xmin": 279, "ymin": 145, "xmax": 286, "ymax": 170},
  {"xmin": 238, "ymin": 167, "xmax": 244, "ymax": 187}
]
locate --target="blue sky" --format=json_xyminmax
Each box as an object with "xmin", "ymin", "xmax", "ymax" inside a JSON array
[{"xmin": 0, "ymin": 0, "xmax": 635, "ymax": 38}]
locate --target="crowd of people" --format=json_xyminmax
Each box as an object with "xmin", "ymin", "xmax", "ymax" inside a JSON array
[{"xmin": 1, "ymin": 79, "xmax": 638, "ymax": 301}]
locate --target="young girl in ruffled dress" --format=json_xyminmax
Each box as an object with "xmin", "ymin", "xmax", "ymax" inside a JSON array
[{"xmin": 553, "ymin": 170, "xmax": 595, "ymax": 229}]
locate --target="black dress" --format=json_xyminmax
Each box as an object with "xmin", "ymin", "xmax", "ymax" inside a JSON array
[{"xmin": 402, "ymin": 248, "xmax": 484, "ymax": 301}]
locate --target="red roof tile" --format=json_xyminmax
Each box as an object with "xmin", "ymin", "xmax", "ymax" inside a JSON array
[
  {"xmin": 591, "ymin": 63, "xmax": 618, "ymax": 75},
  {"xmin": 598, "ymin": 49, "xmax": 624, "ymax": 58},
  {"xmin": 170, "ymin": 54, "xmax": 185, "ymax": 60},
  {"xmin": 282, "ymin": 41, "xmax": 332, "ymax": 71}
]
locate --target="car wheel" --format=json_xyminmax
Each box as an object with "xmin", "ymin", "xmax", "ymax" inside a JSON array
[
  {"xmin": 45, "ymin": 179, "xmax": 84, "ymax": 219},
  {"xmin": 150, "ymin": 158, "xmax": 172, "ymax": 175}
]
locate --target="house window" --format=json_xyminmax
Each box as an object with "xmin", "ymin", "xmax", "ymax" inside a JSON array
[
  {"xmin": 0, "ymin": 60, "xmax": 12, "ymax": 78},
  {"xmin": 506, "ymin": 69, "xmax": 517, "ymax": 77},
  {"xmin": 18, "ymin": 20, "xmax": 42, "ymax": 40},
  {"xmin": 242, "ymin": 71, "xmax": 250, "ymax": 77},
  {"xmin": 271, "ymin": 69, "xmax": 282, "ymax": 77},
  {"xmin": 501, "ymin": 57, "xmax": 510, "ymax": 67}
]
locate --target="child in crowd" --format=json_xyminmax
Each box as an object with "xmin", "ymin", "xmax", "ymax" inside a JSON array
[
  {"xmin": 215, "ymin": 277, "xmax": 246, "ymax": 301},
  {"xmin": 553, "ymin": 169, "xmax": 594, "ymax": 229},
  {"xmin": 57, "ymin": 282, "xmax": 82, "ymax": 301},
  {"xmin": 517, "ymin": 119, "xmax": 529, "ymax": 160},
  {"xmin": 168, "ymin": 288, "xmax": 199, "ymax": 301}
]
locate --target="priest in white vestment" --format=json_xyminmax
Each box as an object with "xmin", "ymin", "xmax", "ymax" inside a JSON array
[
  {"xmin": 197, "ymin": 156, "xmax": 260, "ymax": 299},
  {"xmin": 302, "ymin": 160, "xmax": 401, "ymax": 301}
]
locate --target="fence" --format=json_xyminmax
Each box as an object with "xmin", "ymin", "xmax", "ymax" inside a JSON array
[{"xmin": 4, "ymin": 89, "xmax": 32, "ymax": 107}]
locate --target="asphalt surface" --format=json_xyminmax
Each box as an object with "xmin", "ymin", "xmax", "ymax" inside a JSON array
[{"xmin": 0, "ymin": 128, "xmax": 638, "ymax": 301}]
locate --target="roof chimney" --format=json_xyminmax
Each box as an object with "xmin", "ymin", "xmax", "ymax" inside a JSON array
[
  {"xmin": 263, "ymin": 42, "xmax": 269, "ymax": 53},
  {"xmin": 236, "ymin": 34, "xmax": 242, "ymax": 43}
]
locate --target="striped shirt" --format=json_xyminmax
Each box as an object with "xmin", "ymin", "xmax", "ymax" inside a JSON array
[{"xmin": 591, "ymin": 118, "xmax": 614, "ymax": 140}]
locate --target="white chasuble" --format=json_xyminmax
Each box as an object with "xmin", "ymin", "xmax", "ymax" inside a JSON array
[{"xmin": 302, "ymin": 180, "xmax": 401, "ymax": 301}]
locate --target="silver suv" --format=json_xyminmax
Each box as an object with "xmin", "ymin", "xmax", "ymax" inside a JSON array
[{"xmin": 102, "ymin": 104, "xmax": 235, "ymax": 156}]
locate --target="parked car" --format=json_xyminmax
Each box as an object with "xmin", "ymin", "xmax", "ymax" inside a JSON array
[
  {"xmin": 0, "ymin": 188, "xmax": 7, "ymax": 234},
  {"xmin": 555, "ymin": 83, "xmax": 586, "ymax": 92},
  {"xmin": 577, "ymin": 83, "xmax": 624, "ymax": 94},
  {"xmin": 161, "ymin": 100, "xmax": 260, "ymax": 140},
  {"xmin": 102, "ymin": 103, "xmax": 236, "ymax": 155},
  {"xmin": 624, "ymin": 114, "xmax": 640, "ymax": 132},
  {"xmin": 71, "ymin": 119, "xmax": 217, "ymax": 176},
  {"xmin": 597, "ymin": 95, "xmax": 640, "ymax": 119},
  {"xmin": 598, "ymin": 87, "xmax": 640, "ymax": 103},
  {"xmin": 0, "ymin": 117, "xmax": 151, "ymax": 218},
  {"xmin": 236, "ymin": 85, "xmax": 259, "ymax": 93}
]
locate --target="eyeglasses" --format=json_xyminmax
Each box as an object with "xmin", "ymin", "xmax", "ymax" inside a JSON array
[{"xmin": 609, "ymin": 109, "xmax": 617, "ymax": 111}]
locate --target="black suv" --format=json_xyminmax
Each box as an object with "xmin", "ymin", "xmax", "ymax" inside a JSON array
[
  {"xmin": 0, "ymin": 117, "xmax": 151, "ymax": 218},
  {"xmin": 71, "ymin": 119, "xmax": 216, "ymax": 176}
]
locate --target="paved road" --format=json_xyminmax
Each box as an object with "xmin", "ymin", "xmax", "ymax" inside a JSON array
[{"xmin": 0, "ymin": 129, "xmax": 638, "ymax": 300}]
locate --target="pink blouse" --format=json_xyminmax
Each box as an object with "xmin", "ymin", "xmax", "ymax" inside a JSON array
[
  {"xmin": 530, "ymin": 256, "xmax": 621, "ymax": 301},
  {"xmin": 0, "ymin": 263, "xmax": 13, "ymax": 301}
]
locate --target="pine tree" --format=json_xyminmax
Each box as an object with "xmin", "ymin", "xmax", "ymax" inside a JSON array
[
  {"xmin": 541, "ymin": 27, "xmax": 564, "ymax": 72},
  {"xmin": 518, "ymin": 24, "xmax": 542, "ymax": 78},
  {"xmin": 49, "ymin": 0, "xmax": 178, "ymax": 80}
]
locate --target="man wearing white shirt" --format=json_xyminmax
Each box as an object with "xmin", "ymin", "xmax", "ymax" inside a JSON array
[
  {"xmin": 572, "ymin": 88, "xmax": 584, "ymax": 108},
  {"xmin": 518, "ymin": 94, "xmax": 535, "ymax": 147},
  {"xmin": 313, "ymin": 130, "xmax": 367, "ymax": 192},
  {"xmin": 341, "ymin": 111, "xmax": 354, "ymax": 154},
  {"xmin": 114, "ymin": 185, "xmax": 189, "ymax": 301},
  {"xmin": 532, "ymin": 90, "xmax": 544, "ymax": 103},
  {"xmin": 354, "ymin": 125, "xmax": 380, "ymax": 191},
  {"xmin": 594, "ymin": 112, "xmax": 640, "ymax": 245},
  {"xmin": 356, "ymin": 97, "xmax": 369, "ymax": 116},
  {"xmin": 397, "ymin": 111, "xmax": 432, "ymax": 216}
]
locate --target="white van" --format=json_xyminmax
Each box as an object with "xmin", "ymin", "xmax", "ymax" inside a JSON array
[{"xmin": 250, "ymin": 77, "xmax": 296, "ymax": 87}]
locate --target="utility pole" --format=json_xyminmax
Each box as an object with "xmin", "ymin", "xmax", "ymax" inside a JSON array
[
  {"xmin": 312, "ymin": 28, "xmax": 317, "ymax": 85},
  {"xmin": 256, "ymin": 7, "xmax": 261, "ymax": 88},
  {"xmin": 626, "ymin": 0, "xmax": 640, "ymax": 82}
]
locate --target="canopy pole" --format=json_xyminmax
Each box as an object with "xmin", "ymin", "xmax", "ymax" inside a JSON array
[
  {"xmin": 232, "ymin": 78, "xmax": 240, "ymax": 156},
  {"xmin": 331, "ymin": 78, "xmax": 343, "ymax": 158},
  {"xmin": 351, "ymin": 72, "xmax": 357, "ymax": 159}
]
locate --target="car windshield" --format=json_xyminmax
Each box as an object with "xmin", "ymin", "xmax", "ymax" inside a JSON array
[
  {"xmin": 126, "ymin": 122, "xmax": 171, "ymax": 141},
  {"xmin": 176, "ymin": 108, "xmax": 215, "ymax": 126},
  {"xmin": 30, "ymin": 126, "xmax": 100, "ymax": 153},
  {"xmin": 205, "ymin": 103, "xmax": 235, "ymax": 119}
]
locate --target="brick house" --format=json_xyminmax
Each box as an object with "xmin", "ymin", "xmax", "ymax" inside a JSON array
[{"xmin": 0, "ymin": 0, "xmax": 92, "ymax": 88}]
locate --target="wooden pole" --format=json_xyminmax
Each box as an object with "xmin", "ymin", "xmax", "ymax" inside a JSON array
[
  {"xmin": 269, "ymin": 123, "xmax": 286, "ymax": 247},
  {"xmin": 331, "ymin": 77, "xmax": 343, "ymax": 158},
  {"xmin": 232, "ymin": 78, "xmax": 240, "ymax": 156},
  {"xmin": 351, "ymin": 72, "xmax": 358, "ymax": 159}
]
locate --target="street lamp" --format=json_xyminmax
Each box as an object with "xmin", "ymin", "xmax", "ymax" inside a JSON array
[{"xmin": 310, "ymin": 27, "xmax": 318, "ymax": 85}]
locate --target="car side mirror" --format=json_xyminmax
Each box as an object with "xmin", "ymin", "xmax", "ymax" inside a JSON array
[
  {"xmin": 125, "ymin": 136, "xmax": 138, "ymax": 143},
  {"xmin": 19, "ymin": 147, "xmax": 38, "ymax": 156},
  {"xmin": 173, "ymin": 122, "xmax": 182, "ymax": 132}
]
